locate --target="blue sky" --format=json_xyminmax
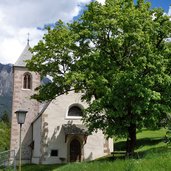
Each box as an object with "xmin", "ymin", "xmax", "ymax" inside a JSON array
[
  {"xmin": 147, "ymin": 0, "xmax": 170, "ymax": 12},
  {"xmin": 74, "ymin": 0, "xmax": 171, "ymax": 21}
]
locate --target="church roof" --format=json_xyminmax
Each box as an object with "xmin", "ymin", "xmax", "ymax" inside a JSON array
[
  {"xmin": 14, "ymin": 42, "xmax": 32, "ymax": 67},
  {"xmin": 32, "ymin": 101, "xmax": 51, "ymax": 124},
  {"xmin": 62, "ymin": 124, "xmax": 89, "ymax": 135}
]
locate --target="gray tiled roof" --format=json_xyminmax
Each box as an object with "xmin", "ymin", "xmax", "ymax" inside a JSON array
[
  {"xmin": 62, "ymin": 124, "xmax": 89, "ymax": 135},
  {"xmin": 14, "ymin": 42, "xmax": 32, "ymax": 67},
  {"xmin": 32, "ymin": 101, "xmax": 51, "ymax": 124}
]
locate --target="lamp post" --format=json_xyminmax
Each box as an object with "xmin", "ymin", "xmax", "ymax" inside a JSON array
[{"xmin": 15, "ymin": 110, "xmax": 28, "ymax": 171}]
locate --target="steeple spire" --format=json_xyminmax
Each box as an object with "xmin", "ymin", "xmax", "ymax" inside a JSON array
[{"xmin": 14, "ymin": 39, "xmax": 32, "ymax": 67}]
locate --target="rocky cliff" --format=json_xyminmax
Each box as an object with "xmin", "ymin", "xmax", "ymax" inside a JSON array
[{"xmin": 0, "ymin": 63, "xmax": 13, "ymax": 118}]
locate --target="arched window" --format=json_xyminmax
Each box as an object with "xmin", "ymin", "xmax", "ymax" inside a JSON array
[
  {"xmin": 68, "ymin": 106, "xmax": 83, "ymax": 117},
  {"xmin": 23, "ymin": 73, "xmax": 32, "ymax": 89}
]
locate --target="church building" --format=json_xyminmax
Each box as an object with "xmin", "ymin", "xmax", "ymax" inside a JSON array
[{"xmin": 10, "ymin": 42, "xmax": 113, "ymax": 164}]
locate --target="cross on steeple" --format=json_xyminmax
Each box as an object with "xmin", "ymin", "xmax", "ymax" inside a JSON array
[{"xmin": 27, "ymin": 33, "xmax": 30, "ymax": 45}]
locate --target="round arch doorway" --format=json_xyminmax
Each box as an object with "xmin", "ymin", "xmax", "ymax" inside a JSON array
[{"xmin": 70, "ymin": 138, "xmax": 81, "ymax": 162}]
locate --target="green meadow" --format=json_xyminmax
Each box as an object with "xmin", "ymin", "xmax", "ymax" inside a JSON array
[{"xmin": 11, "ymin": 129, "xmax": 171, "ymax": 171}]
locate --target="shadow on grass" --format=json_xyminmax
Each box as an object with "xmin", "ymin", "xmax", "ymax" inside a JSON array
[
  {"xmin": 114, "ymin": 137, "xmax": 165, "ymax": 151},
  {"xmin": 95, "ymin": 146, "xmax": 171, "ymax": 163},
  {"xmin": 136, "ymin": 143, "xmax": 171, "ymax": 158},
  {"xmin": 96, "ymin": 136, "xmax": 169, "ymax": 162},
  {"xmin": 21, "ymin": 163, "xmax": 65, "ymax": 171}
]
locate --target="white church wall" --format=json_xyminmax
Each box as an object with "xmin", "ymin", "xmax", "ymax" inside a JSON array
[
  {"xmin": 32, "ymin": 91, "xmax": 113, "ymax": 164},
  {"xmin": 38, "ymin": 92, "xmax": 85, "ymax": 164},
  {"xmin": 83, "ymin": 131, "xmax": 105, "ymax": 161},
  {"xmin": 109, "ymin": 138, "xmax": 114, "ymax": 154},
  {"xmin": 32, "ymin": 116, "xmax": 42, "ymax": 164},
  {"xmin": 39, "ymin": 125, "xmax": 67, "ymax": 164}
]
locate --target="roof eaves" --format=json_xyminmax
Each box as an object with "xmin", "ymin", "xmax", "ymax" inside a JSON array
[{"xmin": 32, "ymin": 101, "xmax": 51, "ymax": 124}]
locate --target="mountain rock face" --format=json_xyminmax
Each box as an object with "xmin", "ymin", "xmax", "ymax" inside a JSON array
[
  {"xmin": 0, "ymin": 63, "xmax": 50, "ymax": 119},
  {"xmin": 0, "ymin": 63, "xmax": 13, "ymax": 118}
]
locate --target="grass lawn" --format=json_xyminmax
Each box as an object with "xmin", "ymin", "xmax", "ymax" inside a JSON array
[
  {"xmin": 2, "ymin": 129, "xmax": 171, "ymax": 171},
  {"xmin": 114, "ymin": 128, "xmax": 167, "ymax": 155},
  {"xmin": 0, "ymin": 121, "xmax": 10, "ymax": 152},
  {"xmin": 20, "ymin": 150, "xmax": 171, "ymax": 171}
]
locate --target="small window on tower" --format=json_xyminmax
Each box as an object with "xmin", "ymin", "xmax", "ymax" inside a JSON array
[{"xmin": 23, "ymin": 73, "xmax": 32, "ymax": 89}]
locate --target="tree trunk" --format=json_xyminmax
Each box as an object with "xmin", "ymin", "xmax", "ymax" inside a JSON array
[{"xmin": 126, "ymin": 123, "xmax": 136, "ymax": 157}]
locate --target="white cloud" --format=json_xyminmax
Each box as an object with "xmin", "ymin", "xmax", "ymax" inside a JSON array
[
  {"xmin": 0, "ymin": 0, "xmax": 92, "ymax": 64},
  {"xmin": 97, "ymin": 0, "xmax": 105, "ymax": 5},
  {"xmin": 0, "ymin": 0, "xmax": 169, "ymax": 64},
  {"xmin": 168, "ymin": 6, "xmax": 171, "ymax": 16}
]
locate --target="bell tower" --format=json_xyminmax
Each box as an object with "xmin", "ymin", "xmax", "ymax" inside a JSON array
[{"xmin": 10, "ymin": 42, "xmax": 40, "ymax": 163}]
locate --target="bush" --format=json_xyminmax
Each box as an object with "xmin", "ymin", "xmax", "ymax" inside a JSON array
[{"xmin": 0, "ymin": 121, "xmax": 10, "ymax": 151}]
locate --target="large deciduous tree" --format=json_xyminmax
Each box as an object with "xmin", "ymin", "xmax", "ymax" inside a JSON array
[{"xmin": 27, "ymin": 0, "xmax": 171, "ymax": 155}]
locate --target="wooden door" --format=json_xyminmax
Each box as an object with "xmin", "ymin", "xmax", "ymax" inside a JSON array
[{"xmin": 70, "ymin": 139, "xmax": 81, "ymax": 162}]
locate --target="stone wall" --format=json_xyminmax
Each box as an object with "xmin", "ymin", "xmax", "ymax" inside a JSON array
[{"xmin": 10, "ymin": 67, "xmax": 40, "ymax": 162}]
